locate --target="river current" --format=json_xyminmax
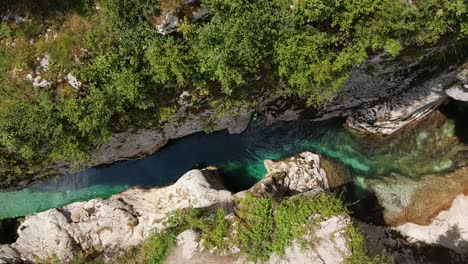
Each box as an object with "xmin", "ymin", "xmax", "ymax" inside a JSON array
[{"xmin": 1, "ymin": 101, "xmax": 467, "ymax": 223}]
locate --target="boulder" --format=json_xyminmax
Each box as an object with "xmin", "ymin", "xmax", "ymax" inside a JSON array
[
  {"xmin": 166, "ymin": 215, "xmax": 351, "ymax": 264},
  {"xmin": 156, "ymin": 12, "xmax": 180, "ymax": 35},
  {"xmin": 247, "ymin": 152, "xmax": 329, "ymax": 199},
  {"xmin": 5, "ymin": 168, "xmax": 232, "ymax": 262},
  {"xmin": 345, "ymin": 71, "xmax": 451, "ymax": 134},
  {"xmin": 446, "ymin": 85, "xmax": 468, "ymax": 102},
  {"xmin": 0, "ymin": 245, "xmax": 21, "ymax": 264},
  {"xmin": 0, "ymin": 152, "xmax": 352, "ymax": 263}
]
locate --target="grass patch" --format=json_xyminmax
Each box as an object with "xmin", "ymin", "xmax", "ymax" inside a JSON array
[
  {"xmin": 236, "ymin": 193, "xmax": 347, "ymax": 261},
  {"xmin": 116, "ymin": 231, "xmax": 177, "ymax": 264},
  {"xmin": 66, "ymin": 194, "xmax": 383, "ymax": 263}
]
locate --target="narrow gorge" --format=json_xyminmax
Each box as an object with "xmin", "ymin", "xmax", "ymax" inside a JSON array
[{"xmin": 0, "ymin": 0, "xmax": 467, "ymax": 263}]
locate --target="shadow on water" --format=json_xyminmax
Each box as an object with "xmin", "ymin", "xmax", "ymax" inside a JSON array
[
  {"xmin": 0, "ymin": 218, "xmax": 19, "ymax": 244},
  {"xmin": 440, "ymin": 100, "xmax": 468, "ymax": 144},
  {"xmin": 356, "ymin": 220, "xmax": 468, "ymax": 264},
  {"xmin": 334, "ymin": 183, "xmax": 387, "ymax": 226},
  {"xmin": 340, "ymin": 183, "xmax": 468, "ymax": 263}
]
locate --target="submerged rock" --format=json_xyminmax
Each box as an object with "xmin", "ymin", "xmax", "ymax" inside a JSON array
[
  {"xmin": 396, "ymin": 194, "xmax": 468, "ymax": 254},
  {"xmin": 367, "ymin": 166, "xmax": 468, "ymax": 227}
]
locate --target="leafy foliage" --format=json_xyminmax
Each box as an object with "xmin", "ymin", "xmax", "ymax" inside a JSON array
[
  {"xmin": 0, "ymin": 0, "xmax": 466, "ymax": 186},
  {"xmin": 109, "ymin": 194, "xmax": 378, "ymax": 263},
  {"xmin": 194, "ymin": 0, "xmax": 280, "ymax": 92},
  {"xmin": 236, "ymin": 193, "xmax": 347, "ymax": 261}
]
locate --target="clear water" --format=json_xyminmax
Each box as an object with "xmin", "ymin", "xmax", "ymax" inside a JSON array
[{"xmin": 0, "ymin": 102, "xmax": 467, "ymax": 221}]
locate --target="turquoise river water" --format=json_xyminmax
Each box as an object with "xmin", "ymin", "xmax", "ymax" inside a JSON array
[{"xmin": 1, "ymin": 101, "xmax": 467, "ymax": 221}]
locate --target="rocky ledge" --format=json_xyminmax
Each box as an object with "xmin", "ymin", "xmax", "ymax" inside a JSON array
[
  {"xmin": 345, "ymin": 59, "xmax": 467, "ymax": 135},
  {"xmin": 0, "ymin": 152, "xmax": 351, "ymax": 264}
]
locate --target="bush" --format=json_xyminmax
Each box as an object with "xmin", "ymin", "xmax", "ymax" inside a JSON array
[
  {"xmin": 113, "ymin": 194, "xmax": 377, "ymax": 263},
  {"xmin": 236, "ymin": 193, "xmax": 347, "ymax": 261},
  {"xmin": 0, "ymin": 0, "xmax": 466, "ymax": 186}
]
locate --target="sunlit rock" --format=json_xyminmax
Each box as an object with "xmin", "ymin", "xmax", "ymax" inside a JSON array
[
  {"xmin": 156, "ymin": 12, "xmax": 179, "ymax": 35},
  {"xmin": 67, "ymin": 73, "xmax": 83, "ymax": 91},
  {"xmin": 396, "ymin": 194, "xmax": 468, "ymax": 254},
  {"xmin": 6, "ymin": 168, "xmax": 232, "ymax": 262},
  {"xmin": 367, "ymin": 167, "xmax": 468, "ymax": 226},
  {"xmin": 248, "ymin": 152, "xmax": 329, "ymax": 198},
  {"xmin": 446, "ymin": 85, "xmax": 468, "ymax": 102}
]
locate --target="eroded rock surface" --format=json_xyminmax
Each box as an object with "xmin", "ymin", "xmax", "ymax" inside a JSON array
[
  {"xmin": 345, "ymin": 68, "xmax": 454, "ymax": 134},
  {"xmin": 90, "ymin": 109, "xmax": 252, "ymax": 167},
  {"xmin": 166, "ymin": 152, "xmax": 351, "ymax": 264},
  {"xmin": 166, "ymin": 215, "xmax": 351, "ymax": 264},
  {"xmin": 0, "ymin": 152, "xmax": 354, "ymax": 263},
  {"xmin": 248, "ymin": 152, "xmax": 329, "ymax": 198},
  {"xmin": 323, "ymin": 48, "xmax": 466, "ymax": 134},
  {"xmin": 396, "ymin": 194, "xmax": 468, "ymax": 254},
  {"xmin": 1, "ymin": 168, "xmax": 231, "ymax": 262}
]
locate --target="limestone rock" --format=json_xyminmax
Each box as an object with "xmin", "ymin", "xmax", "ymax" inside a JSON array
[
  {"xmin": 156, "ymin": 12, "xmax": 180, "ymax": 35},
  {"xmin": 176, "ymin": 229, "xmax": 200, "ymax": 260},
  {"xmin": 446, "ymin": 85, "xmax": 468, "ymax": 102},
  {"xmin": 0, "ymin": 245, "xmax": 21, "ymax": 264},
  {"xmin": 395, "ymin": 194, "xmax": 468, "ymax": 254},
  {"xmin": 155, "ymin": 0, "xmax": 211, "ymax": 36},
  {"xmin": 249, "ymin": 152, "xmax": 329, "ymax": 198},
  {"xmin": 5, "ymin": 168, "xmax": 232, "ymax": 262},
  {"xmin": 345, "ymin": 73, "xmax": 450, "ymax": 134},
  {"xmin": 366, "ymin": 167, "xmax": 468, "ymax": 227},
  {"xmin": 319, "ymin": 50, "xmax": 467, "ymax": 134},
  {"xmin": 267, "ymin": 215, "xmax": 351, "ymax": 264},
  {"xmin": 89, "ymin": 108, "xmax": 252, "ymax": 166},
  {"xmin": 67, "ymin": 73, "xmax": 83, "ymax": 91},
  {"xmin": 166, "ymin": 215, "xmax": 351, "ymax": 264}
]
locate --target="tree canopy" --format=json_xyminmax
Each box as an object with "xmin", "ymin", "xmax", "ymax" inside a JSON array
[{"xmin": 0, "ymin": 0, "xmax": 466, "ymax": 186}]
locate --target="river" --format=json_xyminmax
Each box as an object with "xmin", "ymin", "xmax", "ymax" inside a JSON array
[{"xmin": 1, "ymin": 101, "xmax": 467, "ymax": 226}]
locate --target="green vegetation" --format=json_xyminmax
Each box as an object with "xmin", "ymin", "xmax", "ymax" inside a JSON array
[
  {"xmin": 103, "ymin": 193, "xmax": 381, "ymax": 263},
  {"xmin": 0, "ymin": 0, "xmax": 467, "ymax": 186}
]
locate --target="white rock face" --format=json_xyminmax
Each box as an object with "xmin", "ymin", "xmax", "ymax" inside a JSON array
[
  {"xmin": 157, "ymin": 13, "xmax": 180, "ymax": 35},
  {"xmin": 249, "ymin": 152, "xmax": 329, "ymax": 198},
  {"xmin": 446, "ymin": 85, "xmax": 468, "ymax": 102},
  {"xmin": 346, "ymin": 76, "xmax": 449, "ymax": 134},
  {"xmin": 267, "ymin": 215, "xmax": 351, "ymax": 264},
  {"xmin": 4, "ymin": 168, "xmax": 232, "ymax": 262},
  {"xmin": 395, "ymin": 194, "xmax": 468, "ymax": 254},
  {"xmin": 67, "ymin": 73, "xmax": 83, "ymax": 91},
  {"xmin": 176, "ymin": 229, "xmax": 200, "ymax": 260}
]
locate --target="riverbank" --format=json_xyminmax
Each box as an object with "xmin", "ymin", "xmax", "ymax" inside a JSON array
[{"xmin": 0, "ymin": 153, "xmax": 363, "ymax": 263}]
